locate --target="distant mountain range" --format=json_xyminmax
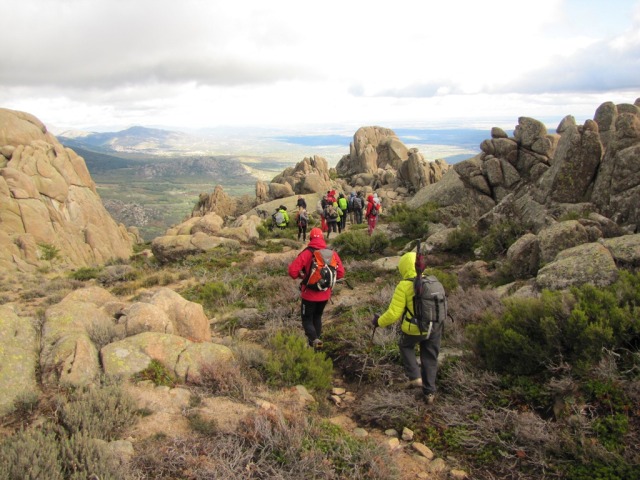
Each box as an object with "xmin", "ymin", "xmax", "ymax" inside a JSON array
[{"xmin": 58, "ymin": 125, "xmax": 488, "ymax": 240}]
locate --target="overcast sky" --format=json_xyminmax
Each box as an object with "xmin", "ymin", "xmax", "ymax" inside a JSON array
[{"xmin": 1, "ymin": 0, "xmax": 639, "ymax": 133}]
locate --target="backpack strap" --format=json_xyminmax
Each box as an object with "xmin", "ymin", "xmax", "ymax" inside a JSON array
[{"xmin": 300, "ymin": 247, "xmax": 316, "ymax": 287}]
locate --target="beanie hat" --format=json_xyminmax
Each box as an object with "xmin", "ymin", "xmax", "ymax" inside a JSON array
[{"xmin": 309, "ymin": 227, "xmax": 323, "ymax": 239}]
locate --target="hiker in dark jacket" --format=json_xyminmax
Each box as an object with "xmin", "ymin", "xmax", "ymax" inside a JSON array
[
  {"xmin": 371, "ymin": 251, "xmax": 443, "ymax": 404},
  {"xmin": 288, "ymin": 227, "xmax": 345, "ymax": 348},
  {"xmin": 296, "ymin": 195, "xmax": 307, "ymax": 210}
]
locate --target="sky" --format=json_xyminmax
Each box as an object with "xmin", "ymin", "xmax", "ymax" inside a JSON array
[{"xmin": 1, "ymin": 0, "xmax": 639, "ymax": 134}]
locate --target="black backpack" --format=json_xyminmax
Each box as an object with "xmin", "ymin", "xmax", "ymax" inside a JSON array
[{"xmin": 404, "ymin": 275, "xmax": 447, "ymax": 337}]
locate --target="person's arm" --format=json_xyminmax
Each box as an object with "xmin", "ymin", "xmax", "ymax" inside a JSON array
[
  {"xmin": 288, "ymin": 250, "xmax": 310, "ymax": 279},
  {"xmin": 377, "ymin": 282, "xmax": 409, "ymax": 328},
  {"xmin": 335, "ymin": 253, "xmax": 345, "ymax": 280}
]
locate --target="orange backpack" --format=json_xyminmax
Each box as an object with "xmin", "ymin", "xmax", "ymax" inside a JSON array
[{"xmin": 304, "ymin": 248, "xmax": 338, "ymax": 291}]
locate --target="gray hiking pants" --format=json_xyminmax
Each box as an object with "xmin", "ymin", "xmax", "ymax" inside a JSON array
[{"xmin": 398, "ymin": 321, "xmax": 443, "ymax": 395}]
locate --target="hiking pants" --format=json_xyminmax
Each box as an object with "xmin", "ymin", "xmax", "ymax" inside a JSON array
[
  {"xmin": 355, "ymin": 208, "xmax": 363, "ymax": 224},
  {"xmin": 367, "ymin": 215, "xmax": 377, "ymax": 235},
  {"xmin": 298, "ymin": 225, "xmax": 307, "ymax": 241},
  {"xmin": 398, "ymin": 321, "xmax": 443, "ymax": 395},
  {"xmin": 326, "ymin": 220, "xmax": 338, "ymax": 237},
  {"xmin": 301, "ymin": 298, "xmax": 327, "ymax": 345}
]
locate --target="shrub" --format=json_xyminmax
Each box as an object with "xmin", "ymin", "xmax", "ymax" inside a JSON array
[
  {"xmin": 466, "ymin": 290, "xmax": 567, "ymax": 375},
  {"xmin": 86, "ymin": 319, "xmax": 123, "ymax": 350},
  {"xmin": 332, "ymin": 230, "xmax": 390, "ymax": 257},
  {"xmin": 0, "ymin": 427, "xmax": 64, "ymax": 480},
  {"xmin": 60, "ymin": 382, "xmax": 138, "ymax": 441},
  {"xmin": 186, "ymin": 412, "xmax": 219, "ymax": 437},
  {"xmin": 132, "ymin": 359, "xmax": 178, "ymax": 388},
  {"xmin": 476, "ymin": 220, "xmax": 528, "ymax": 260},
  {"xmin": 193, "ymin": 360, "xmax": 252, "ymax": 402},
  {"xmin": 60, "ymin": 431, "xmax": 123, "ymax": 480},
  {"xmin": 354, "ymin": 389, "xmax": 422, "ymax": 431},
  {"xmin": 69, "ymin": 267, "xmax": 102, "ymax": 281},
  {"xmin": 38, "ymin": 243, "xmax": 60, "ymax": 261},
  {"xmin": 467, "ymin": 271, "xmax": 640, "ymax": 376},
  {"xmin": 388, "ymin": 202, "xmax": 439, "ymax": 238},
  {"xmin": 263, "ymin": 332, "xmax": 333, "ymax": 392},
  {"xmin": 443, "ymin": 223, "xmax": 479, "ymax": 255}
]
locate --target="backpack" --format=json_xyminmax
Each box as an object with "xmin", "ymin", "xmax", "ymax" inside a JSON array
[
  {"xmin": 304, "ymin": 248, "xmax": 338, "ymax": 291},
  {"xmin": 338, "ymin": 197, "xmax": 348, "ymax": 211},
  {"xmin": 297, "ymin": 211, "xmax": 308, "ymax": 227},
  {"xmin": 352, "ymin": 196, "xmax": 362, "ymax": 210},
  {"xmin": 274, "ymin": 211, "xmax": 285, "ymax": 225},
  {"xmin": 404, "ymin": 275, "xmax": 447, "ymax": 336},
  {"xmin": 369, "ymin": 205, "xmax": 378, "ymax": 217},
  {"xmin": 326, "ymin": 204, "xmax": 339, "ymax": 219}
]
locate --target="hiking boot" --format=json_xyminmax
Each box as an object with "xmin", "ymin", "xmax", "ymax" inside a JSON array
[
  {"xmin": 406, "ymin": 378, "xmax": 423, "ymax": 389},
  {"xmin": 424, "ymin": 393, "xmax": 435, "ymax": 405},
  {"xmin": 312, "ymin": 339, "xmax": 323, "ymax": 350}
]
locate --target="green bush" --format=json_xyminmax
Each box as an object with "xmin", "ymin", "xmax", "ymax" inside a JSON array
[
  {"xmin": 38, "ymin": 243, "xmax": 60, "ymax": 261},
  {"xmin": 476, "ymin": 221, "xmax": 528, "ymax": 260},
  {"xmin": 387, "ymin": 202, "xmax": 439, "ymax": 238},
  {"xmin": 264, "ymin": 332, "xmax": 333, "ymax": 392},
  {"xmin": 132, "ymin": 359, "xmax": 178, "ymax": 388},
  {"xmin": 466, "ymin": 290, "xmax": 566, "ymax": 375},
  {"xmin": 424, "ymin": 267, "xmax": 459, "ymax": 294},
  {"xmin": 443, "ymin": 223, "xmax": 479, "ymax": 255},
  {"xmin": 467, "ymin": 271, "xmax": 640, "ymax": 376},
  {"xmin": 69, "ymin": 267, "xmax": 102, "ymax": 281},
  {"xmin": 332, "ymin": 230, "xmax": 390, "ymax": 256}
]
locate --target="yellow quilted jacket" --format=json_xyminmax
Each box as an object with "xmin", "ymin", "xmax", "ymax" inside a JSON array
[{"xmin": 377, "ymin": 251, "xmax": 424, "ymax": 336}]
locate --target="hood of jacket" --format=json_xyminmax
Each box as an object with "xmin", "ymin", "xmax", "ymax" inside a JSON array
[
  {"xmin": 308, "ymin": 236, "xmax": 327, "ymax": 250},
  {"xmin": 398, "ymin": 251, "xmax": 417, "ymax": 280}
]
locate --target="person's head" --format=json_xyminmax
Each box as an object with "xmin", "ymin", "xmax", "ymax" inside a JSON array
[
  {"xmin": 367, "ymin": 194, "xmax": 374, "ymax": 202},
  {"xmin": 398, "ymin": 251, "xmax": 418, "ymax": 280},
  {"xmin": 280, "ymin": 205, "xmax": 287, "ymax": 211},
  {"xmin": 309, "ymin": 227, "xmax": 323, "ymax": 240}
]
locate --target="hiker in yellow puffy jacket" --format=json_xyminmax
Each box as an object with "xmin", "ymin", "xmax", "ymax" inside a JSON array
[
  {"xmin": 371, "ymin": 251, "xmax": 443, "ymax": 405},
  {"xmin": 274, "ymin": 205, "xmax": 289, "ymax": 229}
]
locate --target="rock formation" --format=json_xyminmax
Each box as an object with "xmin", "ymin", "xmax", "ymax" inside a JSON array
[
  {"xmin": 0, "ymin": 108, "xmax": 135, "ymax": 271},
  {"xmin": 411, "ymin": 99, "xmax": 640, "ymax": 236}
]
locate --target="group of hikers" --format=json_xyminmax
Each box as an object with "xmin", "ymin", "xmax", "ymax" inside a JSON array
[
  {"xmin": 272, "ymin": 190, "xmax": 383, "ymax": 241},
  {"xmin": 287, "ymin": 225, "xmax": 442, "ymax": 406}
]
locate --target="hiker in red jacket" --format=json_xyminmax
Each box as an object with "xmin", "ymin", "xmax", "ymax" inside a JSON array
[
  {"xmin": 365, "ymin": 194, "xmax": 380, "ymax": 235},
  {"xmin": 288, "ymin": 227, "xmax": 345, "ymax": 349}
]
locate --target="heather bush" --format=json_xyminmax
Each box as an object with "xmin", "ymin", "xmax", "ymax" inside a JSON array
[
  {"xmin": 387, "ymin": 202, "xmax": 439, "ymax": 238},
  {"xmin": 476, "ymin": 220, "xmax": 529, "ymax": 260},
  {"xmin": 0, "ymin": 427, "xmax": 64, "ymax": 480},
  {"xmin": 443, "ymin": 222, "xmax": 479, "ymax": 255},
  {"xmin": 331, "ymin": 230, "xmax": 390, "ymax": 256},
  {"xmin": 263, "ymin": 332, "xmax": 333, "ymax": 392},
  {"xmin": 192, "ymin": 360, "xmax": 252, "ymax": 402},
  {"xmin": 69, "ymin": 267, "xmax": 102, "ymax": 281},
  {"xmin": 60, "ymin": 382, "xmax": 138, "ymax": 441}
]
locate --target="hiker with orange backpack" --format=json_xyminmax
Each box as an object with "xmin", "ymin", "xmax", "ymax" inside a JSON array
[{"xmin": 288, "ymin": 227, "xmax": 345, "ymax": 349}]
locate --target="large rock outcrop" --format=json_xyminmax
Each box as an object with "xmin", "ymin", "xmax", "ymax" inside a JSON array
[
  {"xmin": 411, "ymin": 99, "xmax": 640, "ymax": 233},
  {"xmin": 40, "ymin": 286, "xmax": 216, "ymax": 388},
  {"xmin": 0, "ymin": 108, "xmax": 134, "ymax": 271},
  {"xmin": 336, "ymin": 126, "xmax": 450, "ymax": 193}
]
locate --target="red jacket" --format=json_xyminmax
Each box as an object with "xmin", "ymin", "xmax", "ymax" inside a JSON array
[
  {"xmin": 365, "ymin": 195, "xmax": 379, "ymax": 218},
  {"xmin": 288, "ymin": 236, "xmax": 345, "ymax": 301}
]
